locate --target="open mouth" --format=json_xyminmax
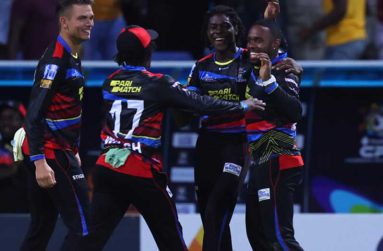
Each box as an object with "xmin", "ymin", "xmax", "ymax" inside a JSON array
[
  {"xmin": 82, "ymin": 29, "xmax": 91, "ymax": 35},
  {"xmin": 213, "ymin": 37, "xmax": 226, "ymax": 46}
]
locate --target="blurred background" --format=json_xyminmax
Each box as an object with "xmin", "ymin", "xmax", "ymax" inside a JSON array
[{"xmin": 0, "ymin": 0, "xmax": 383, "ymax": 250}]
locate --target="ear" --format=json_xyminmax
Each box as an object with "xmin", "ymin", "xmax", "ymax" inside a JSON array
[
  {"xmin": 272, "ymin": 38, "xmax": 281, "ymax": 50},
  {"xmin": 59, "ymin": 16, "xmax": 68, "ymax": 30}
]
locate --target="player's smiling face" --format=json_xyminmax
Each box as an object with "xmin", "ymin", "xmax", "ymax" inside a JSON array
[
  {"xmin": 247, "ymin": 25, "xmax": 276, "ymax": 56},
  {"xmin": 207, "ymin": 14, "xmax": 237, "ymax": 52},
  {"xmin": 63, "ymin": 4, "xmax": 94, "ymax": 43}
]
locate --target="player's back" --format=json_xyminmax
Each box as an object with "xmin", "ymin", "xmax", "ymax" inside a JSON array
[{"xmin": 101, "ymin": 66, "xmax": 170, "ymax": 149}]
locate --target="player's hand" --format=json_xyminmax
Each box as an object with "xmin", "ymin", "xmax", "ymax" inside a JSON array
[
  {"xmin": 250, "ymin": 52, "xmax": 272, "ymax": 81},
  {"xmin": 264, "ymin": 0, "xmax": 280, "ymax": 19},
  {"xmin": 34, "ymin": 159, "xmax": 56, "ymax": 188},
  {"xmin": 243, "ymin": 98, "xmax": 266, "ymax": 111},
  {"xmin": 273, "ymin": 57, "xmax": 303, "ymax": 75}
]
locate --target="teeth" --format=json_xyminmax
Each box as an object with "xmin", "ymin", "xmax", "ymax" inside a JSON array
[
  {"xmin": 250, "ymin": 52, "xmax": 256, "ymax": 56},
  {"xmin": 215, "ymin": 38, "xmax": 224, "ymax": 41}
]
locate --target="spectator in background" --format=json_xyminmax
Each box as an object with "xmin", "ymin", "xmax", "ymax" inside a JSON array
[
  {"xmin": 83, "ymin": 0, "xmax": 125, "ymax": 60},
  {"xmin": 239, "ymin": 0, "xmax": 288, "ymax": 35},
  {"xmin": 8, "ymin": 0, "xmax": 59, "ymax": 59},
  {"xmin": 119, "ymin": 0, "xmax": 147, "ymax": 26},
  {"xmin": 0, "ymin": 100, "xmax": 29, "ymax": 213},
  {"xmin": 0, "ymin": 101, "xmax": 25, "ymax": 178},
  {"xmin": 376, "ymin": 0, "xmax": 383, "ymax": 59},
  {"xmin": 144, "ymin": 0, "xmax": 208, "ymax": 59},
  {"xmin": 299, "ymin": 0, "xmax": 367, "ymax": 60},
  {"xmin": 0, "ymin": 0, "xmax": 13, "ymax": 59}
]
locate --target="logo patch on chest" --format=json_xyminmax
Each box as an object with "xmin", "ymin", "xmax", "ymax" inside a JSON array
[{"xmin": 43, "ymin": 64, "xmax": 59, "ymax": 80}]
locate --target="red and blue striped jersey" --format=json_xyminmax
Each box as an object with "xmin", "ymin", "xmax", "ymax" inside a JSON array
[
  {"xmin": 98, "ymin": 65, "xmax": 246, "ymax": 177},
  {"xmin": 25, "ymin": 35, "xmax": 84, "ymax": 161},
  {"xmin": 246, "ymin": 55, "xmax": 304, "ymax": 169},
  {"xmin": 187, "ymin": 48, "xmax": 255, "ymax": 133}
]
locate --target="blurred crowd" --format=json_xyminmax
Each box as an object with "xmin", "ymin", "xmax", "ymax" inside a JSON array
[
  {"xmin": 0, "ymin": 0, "xmax": 382, "ymax": 61},
  {"xmin": 0, "ymin": 101, "xmax": 28, "ymax": 213}
]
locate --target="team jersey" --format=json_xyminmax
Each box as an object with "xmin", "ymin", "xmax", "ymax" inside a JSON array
[
  {"xmin": 97, "ymin": 65, "xmax": 246, "ymax": 177},
  {"xmin": 246, "ymin": 53, "xmax": 304, "ymax": 170},
  {"xmin": 24, "ymin": 35, "xmax": 84, "ymax": 161},
  {"xmin": 187, "ymin": 47, "xmax": 255, "ymax": 133}
]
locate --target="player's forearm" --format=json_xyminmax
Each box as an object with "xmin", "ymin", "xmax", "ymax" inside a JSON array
[{"xmin": 267, "ymin": 86, "xmax": 302, "ymax": 122}]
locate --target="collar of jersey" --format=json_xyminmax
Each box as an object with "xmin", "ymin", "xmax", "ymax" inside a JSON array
[
  {"xmin": 213, "ymin": 47, "xmax": 242, "ymax": 66},
  {"xmin": 121, "ymin": 65, "xmax": 146, "ymax": 71},
  {"xmin": 271, "ymin": 51, "xmax": 288, "ymax": 65},
  {"xmin": 57, "ymin": 35, "xmax": 73, "ymax": 56}
]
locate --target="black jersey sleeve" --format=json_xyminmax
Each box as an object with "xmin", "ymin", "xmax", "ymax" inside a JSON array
[
  {"xmin": 266, "ymin": 73, "xmax": 302, "ymax": 122},
  {"xmin": 186, "ymin": 63, "xmax": 202, "ymax": 93},
  {"xmin": 158, "ymin": 75, "xmax": 245, "ymax": 115},
  {"xmin": 25, "ymin": 59, "xmax": 63, "ymax": 160}
]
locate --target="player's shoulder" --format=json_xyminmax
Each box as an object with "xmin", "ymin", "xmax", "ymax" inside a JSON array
[
  {"xmin": 43, "ymin": 41, "xmax": 65, "ymax": 60},
  {"xmin": 239, "ymin": 47, "xmax": 251, "ymax": 62},
  {"xmin": 35, "ymin": 48, "xmax": 63, "ymax": 81},
  {"xmin": 106, "ymin": 69, "xmax": 123, "ymax": 80},
  {"xmin": 273, "ymin": 70, "xmax": 300, "ymax": 96},
  {"xmin": 152, "ymin": 73, "xmax": 176, "ymax": 85},
  {"xmin": 196, "ymin": 53, "xmax": 214, "ymax": 64},
  {"xmin": 191, "ymin": 53, "xmax": 215, "ymax": 73},
  {"xmin": 274, "ymin": 69, "xmax": 300, "ymax": 86},
  {"xmin": 38, "ymin": 43, "xmax": 66, "ymax": 68},
  {"xmin": 140, "ymin": 69, "xmax": 164, "ymax": 79},
  {"xmin": 284, "ymin": 72, "xmax": 300, "ymax": 88},
  {"xmin": 146, "ymin": 73, "xmax": 180, "ymax": 90}
]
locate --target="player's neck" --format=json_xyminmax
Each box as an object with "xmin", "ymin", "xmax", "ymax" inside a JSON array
[
  {"xmin": 59, "ymin": 33, "xmax": 81, "ymax": 55},
  {"xmin": 214, "ymin": 46, "xmax": 238, "ymax": 62}
]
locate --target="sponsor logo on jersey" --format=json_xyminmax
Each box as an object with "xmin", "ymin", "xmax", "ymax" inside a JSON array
[
  {"xmin": 40, "ymin": 79, "xmax": 53, "ymax": 88},
  {"xmin": 43, "ymin": 64, "xmax": 59, "ymax": 80},
  {"xmin": 72, "ymin": 173, "xmax": 85, "ymax": 180},
  {"xmin": 208, "ymin": 88, "xmax": 239, "ymax": 101},
  {"xmin": 66, "ymin": 68, "xmax": 83, "ymax": 79},
  {"xmin": 223, "ymin": 162, "xmax": 242, "ymax": 176},
  {"xmin": 258, "ymin": 188, "xmax": 271, "ymax": 201},
  {"xmin": 110, "ymin": 80, "xmax": 142, "ymax": 93}
]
